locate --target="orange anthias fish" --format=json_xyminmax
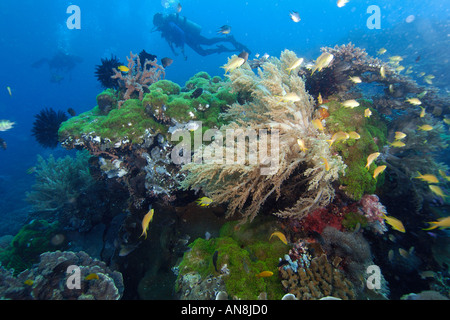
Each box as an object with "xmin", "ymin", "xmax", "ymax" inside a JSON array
[
  {"xmin": 312, "ymin": 119, "xmax": 324, "ymax": 131},
  {"xmin": 256, "ymin": 271, "xmax": 273, "ymax": 278},
  {"xmin": 321, "ymin": 157, "xmax": 330, "ymax": 171},
  {"xmin": 84, "ymin": 273, "xmax": 99, "ymax": 281},
  {"xmin": 269, "ymin": 231, "xmax": 288, "ymax": 245},
  {"xmin": 423, "ymin": 216, "xmax": 450, "ymax": 230},
  {"xmin": 140, "ymin": 208, "xmax": 155, "ymax": 239}
]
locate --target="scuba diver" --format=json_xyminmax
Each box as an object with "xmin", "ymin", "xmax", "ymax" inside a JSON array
[
  {"xmin": 32, "ymin": 50, "xmax": 83, "ymax": 83},
  {"xmin": 152, "ymin": 13, "xmax": 251, "ymax": 60}
]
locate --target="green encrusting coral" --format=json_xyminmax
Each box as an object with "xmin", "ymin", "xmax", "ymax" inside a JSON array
[
  {"xmin": 176, "ymin": 218, "xmax": 288, "ymax": 299},
  {"xmin": 0, "ymin": 220, "xmax": 64, "ymax": 274},
  {"xmin": 59, "ymin": 97, "xmax": 166, "ymax": 144},
  {"xmin": 325, "ymin": 99, "xmax": 388, "ymax": 200},
  {"xmin": 59, "ymin": 72, "xmax": 235, "ymax": 145}
]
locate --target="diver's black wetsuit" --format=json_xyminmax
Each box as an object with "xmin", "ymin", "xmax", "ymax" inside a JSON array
[{"xmin": 153, "ymin": 13, "xmax": 251, "ymax": 59}]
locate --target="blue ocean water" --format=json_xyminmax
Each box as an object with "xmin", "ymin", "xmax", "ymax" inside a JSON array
[{"xmin": 0, "ymin": 0, "xmax": 449, "ymax": 301}]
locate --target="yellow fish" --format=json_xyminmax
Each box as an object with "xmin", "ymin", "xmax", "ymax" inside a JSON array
[
  {"xmin": 140, "ymin": 208, "xmax": 155, "ymax": 239},
  {"xmin": 406, "ymin": 98, "xmax": 421, "ymax": 105},
  {"xmin": 443, "ymin": 118, "xmax": 450, "ymax": 125},
  {"xmin": 417, "ymin": 91, "xmax": 427, "ymax": 98},
  {"xmin": 196, "ymin": 196, "xmax": 213, "ymax": 207},
  {"xmin": 278, "ymin": 92, "xmax": 301, "ymax": 103},
  {"xmin": 311, "ymin": 52, "xmax": 334, "ymax": 75},
  {"xmin": 438, "ymin": 170, "xmax": 450, "ymax": 182},
  {"xmin": 85, "ymin": 273, "xmax": 99, "ymax": 281},
  {"xmin": 365, "ymin": 152, "xmax": 380, "ymax": 170},
  {"xmin": 414, "ymin": 172, "xmax": 439, "ymax": 184},
  {"xmin": 373, "ymin": 165, "xmax": 387, "ymax": 179},
  {"xmin": 312, "ymin": 119, "xmax": 324, "ymax": 131},
  {"xmin": 390, "ymin": 140, "xmax": 405, "ymax": 148},
  {"xmin": 269, "ymin": 231, "xmax": 288, "ymax": 245},
  {"xmin": 348, "ymin": 131, "xmax": 360, "ymax": 140},
  {"xmin": 342, "ymin": 99, "xmax": 360, "ymax": 108},
  {"xmin": 297, "ymin": 139, "xmax": 308, "ymax": 152},
  {"xmin": 364, "ymin": 108, "xmax": 372, "ymax": 117},
  {"xmin": 429, "ymin": 185, "xmax": 448, "ymax": 198},
  {"xmin": 256, "ymin": 271, "xmax": 273, "ymax": 278},
  {"xmin": 382, "ymin": 214, "xmax": 405, "ymax": 233},
  {"xmin": 286, "ymin": 58, "xmax": 304, "ymax": 75},
  {"xmin": 118, "ymin": 65, "xmax": 129, "ymax": 72},
  {"xmin": 349, "ymin": 76, "xmax": 362, "ymax": 84},
  {"xmin": 221, "ymin": 56, "xmax": 245, "ymax": 74},
  {"xmin": 326, "ymin": 131, "xmax": 349, "ymax": 146},
  {"xmin": 380, "ymin": 66, "xmax": 386, "ymax": 78},
  {"xmin": 394, "ymin": 132, "xmax": 406, "ymax": 140},
  {"xmin": 377, "ymin": 48, "xmax": 387, "ymax": 55},
  {"xmin": 423, "ymin": 216, "xmax": 450, "ymax": 230},
  {"xmin": 398, "ymin": 248, "xmax": 409, "ymax": 259},
  {"xmin": 418, "ymin": 72, "xmax": 426, "ymax": 77},
  {"xmin": 424, "ymin": 78, "xmax": 433, "ymax": 85},
  {"xmin": 321, "ymin": 157, "xmax": 330, "ymax": 171},
  {"xmin": 389, "ymin": 56, "xmax": 403, "ymax": 62},
  {"xmin": 419, "ymin": 106, "xmax": 426, "ymax": 118},
  {"xmin": 418, "ymin": 124, "xmax": 433, "ymax": 131},
  {"xmin": 389, "ymin": 84, "xmax": 395, "ymax": 94},
  {"xmin": 318, "ymin": 93, "xmax": 323, "ymax": 105},
  {"xmin": 6, "ymin": 86, "xmax": 12, "ymax": 96},
  {"xmin": 24, "ymin": 279, "xmax": 34, "ymax": 286},
  {"xmin": 395, "ymin": 65, "xmax": 405, "ymax": 72}
]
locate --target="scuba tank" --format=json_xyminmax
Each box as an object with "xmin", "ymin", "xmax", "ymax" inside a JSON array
[{"xmin": 163, "ymin": 13, "xmax": 202, "ymax": 35}]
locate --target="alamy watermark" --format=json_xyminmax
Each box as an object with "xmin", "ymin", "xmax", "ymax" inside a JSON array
[
  {"xmin": 367, "ymin": 5, "xmax": 381, "ymax": 29},
  {"xmin": 66, "ymin": 5, "xmax": 81, "ymax": 30},
  {"xmin": 66, "ymin": 265, "xmax": 81, "ymax": 289},
  {"xmin": 366, "ymin": 264, "xmax": 382, "ymax": 290},
  {"xmin": 170, "ymin": 122, "xmax": 280, "ymax": 175}
]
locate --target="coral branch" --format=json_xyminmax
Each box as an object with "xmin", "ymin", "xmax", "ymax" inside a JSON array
[
  {"xmin": 180, "ymin": 50, "xmax": 346, "ymax": 224},
  {"xmin": 112, "ymin": 51, "xmax": 165, "ymax": 107}
]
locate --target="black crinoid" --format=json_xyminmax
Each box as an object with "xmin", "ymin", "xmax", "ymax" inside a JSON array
[
  {"xmin": 94, "ymin": 55, "xmax": 123, "ymax": 89},
  {"xmin": 138, "ymin": 50, "xmax": 157, "ymax": 71},
  {"xmin": 31, "ymin": 108, "xmax": 68, "ymax": 148}
]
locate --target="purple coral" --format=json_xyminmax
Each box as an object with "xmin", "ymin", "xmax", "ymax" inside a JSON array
[
  {"xmin": 359, "ymin": 194, "xmax": 387, "ymax": 233},
  {"xmin": 112, "ymin": 51, "xmax": 165, "ymax": 107}
]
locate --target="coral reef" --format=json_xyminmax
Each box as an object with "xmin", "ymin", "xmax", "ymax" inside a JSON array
[
  {"xmin": 320, "ymin": 226, "xmax": 389, "ymax": 298},
  {"xmin": 26, "ymin": 151, "xmax": 95, "ymax": 212},
  {"xmin": 0, "ymin": 220, "xmax": 65, "ymax": 274},
  {"xmin": 324, "ymin": 100, "xmax": 387, "ymax": 200},
  {"xmin": 175, "ymin": 218, "xmax": 288, "ymax": 300},
  {"xmin": 307, "ymin": 43, "xmax": 448, "ymax": 115},
  {"xmin": 0, "ymin": 250, "xmax": 124, "ymax": 300},
  {"xmin": 25, "ymin": 151, "xmax": 127, "ymax": 233},
  {"xmin": 358, "ymin": 194, "xmax": 388, "ymax": 234},
  {"xmin": 58, "ymin": 72, "xmax": 238, "ymax": 247},
  {"xmin": 180, "ymin": 50, "xmax": 346, "ymax": 224},
  {"xmin": 381, "ymin": 112, "xmax": 448, "ymax": 211},
  {"xmin": 279, "ymin": 253, "xmax": 355, "ymax": 300}
]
